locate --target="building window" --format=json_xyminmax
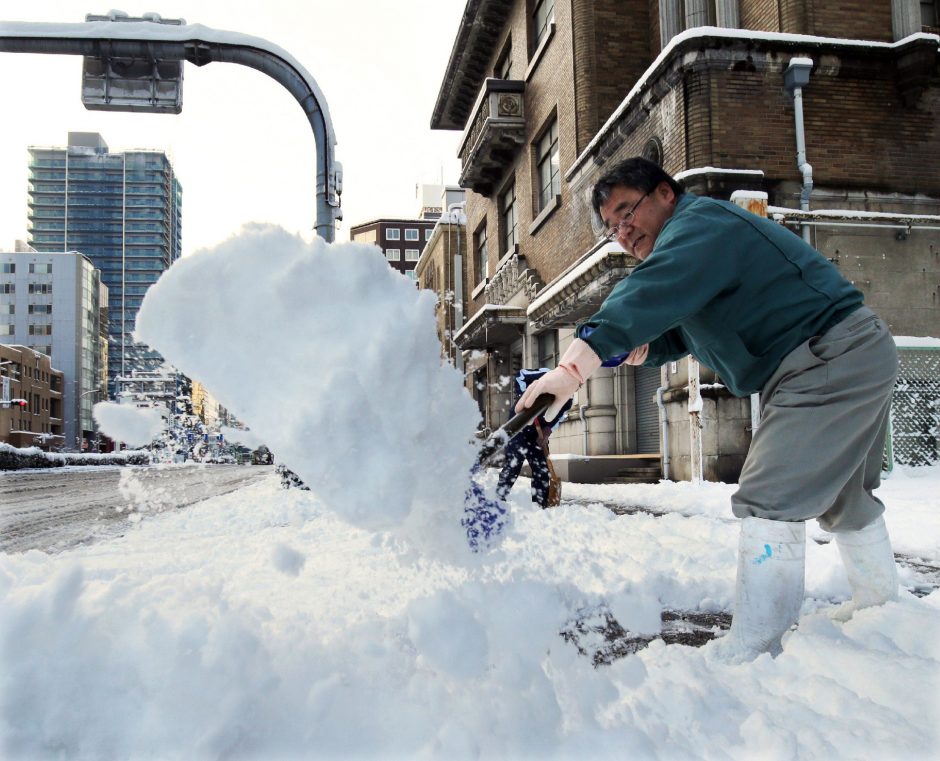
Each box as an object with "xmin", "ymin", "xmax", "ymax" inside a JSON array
[
  {"xmin": 405, "ymin": 248, "xmax": 420, "ymax": 261},
  {"xmin": 28, "ymin": 304, "xmax": 52, "ymax": 315},
  {"xmin": 474, "ymin": 225, "xmax": 489, "ymax": 285},
  {"xmin": 425, "ymin": 229, "xmax": 433, "ymax": 241},
  {"xmin": 0, "ymin": 324, "xmax": 13, "ymax": 336},
  {"xmin": 386, "ymin": 228, "xmax": 401, "ymax": 241},
  {"xmin": 660, "ymin": 1, "xmax": 738, "ymax": 45},
  {"xmin": 923, "ymin": 0, "xmax": 939, "ymax": 26},
  {"xmin": 386, "ymin": 248, "xmax": 401, "ymax": 261},
  {"xmin": 29, "ymin": 263, "xmax": 52, "ymax": 274},
  {"xmin": 1, "ymin": 284, "xmax": 13, "ymax": 294},
  {"xmin": 1, "ymin": 304, "xmax": 13, "ymax": 314},
  {"xmin": 1, "ymin": 263, "xmax": 14, "ymax": 274},
  {"xmin": 495, "ymin": 38, "xmax": 513, "ymax": 78},
  {"xmin": 405, "ymin": 270, "xmax": 417, "ymax": 282},
  {"xmin": 29, "ymin": 324, "xmax": 53, "ymax": 336},
  {"xmin": 405, "ymin": 228, "xmax": 419, "ymax": 241},
  {"xmin": 536, "ymin": 118, "xmax": 560, "ymax": 211},
  {"xmin": 500, "ymin": 184, "xmax": 518, "ymax": 254},
  {"xmin": 353, "ymin": 229, "xmax": 377, "ymax": 244},
  {"xmin": 533, "ymin": 0, "xmax": 555, "ymax": 48},
  {"xmin": 28, "ymin": 284, "xmax": 52, "ymax": 295},
  {"xmin": 537, "ymin": 331, "xmax": 559, "ymax": 369}
]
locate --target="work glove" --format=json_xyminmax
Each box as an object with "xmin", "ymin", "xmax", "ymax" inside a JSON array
[{"xmin": 515, "ymin": 338, "xmax": 603, "ymax": 420}]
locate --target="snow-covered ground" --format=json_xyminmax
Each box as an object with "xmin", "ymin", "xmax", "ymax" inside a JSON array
[
  {"xmin": 2, "ymin": 227, "xmax": 936, "ymax": 760},
  {"xmin": 1, "ymin": 468, "xmax": 938, "ymax": 760}
]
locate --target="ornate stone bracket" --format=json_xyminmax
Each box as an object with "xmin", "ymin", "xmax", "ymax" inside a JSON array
[{"xmin": 484, "ymin": 251, "xmax": 544, "ymax": 305}]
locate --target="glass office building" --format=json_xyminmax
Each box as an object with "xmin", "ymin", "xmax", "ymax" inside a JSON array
[{"xmin": 27, "ymin": 132, "xmax": 182, "ymax": 397}]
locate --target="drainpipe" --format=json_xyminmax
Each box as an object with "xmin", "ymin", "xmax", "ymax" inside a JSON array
[
  {"xmin": 656, "ymin": 383, "xmax": 670, "ymax": 480},
  {"xmin": 784, "ymin": 57, "xmax": 814, "ymax": 244},
  {"xmin": 449, "ymin": 202, "xmax": 465, "ymax": 373},
  {"xmin": 579, "ymin": 376, "xmax": 590, "ymax": 456},
  {"xmin": 688, "ymin": 357, "xmax": 704, "ymax": 484}
]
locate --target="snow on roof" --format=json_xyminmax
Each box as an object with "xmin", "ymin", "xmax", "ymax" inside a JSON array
[
  {"xmin": 415, "ymin": 207, "xmax": 467, "ymax": 273},
  {"xmin": 768, "ymin": 206, "xmax": 940, "ymax": 223},
  {"xmin": 452, "ymin": 303, "xmax": 525, "ymax": 343},
  {"xmin": 0, "ymin": 19, "xmax": 336, "ymax": 144},
  {"xmin": 527, "ymin": 241, "xmax": 630, "ymax": 316},
  {"xmin": 730, "ymin": 190, "xmax": 769, "ymax": 201},
  {"xmin": 565, "ymin": 28, "xmax": 940, "ymax": 181},
  {"xmin": 674, "ymin": 167, "xmax": 765, "ymax": 180}
]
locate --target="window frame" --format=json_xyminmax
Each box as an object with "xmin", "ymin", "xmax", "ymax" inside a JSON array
[
  {"xmin": 405, "ymin": 228, "xmax": 420, "ymax": 241},
  {"xmin": 386, "ymin": 228, "xmax": 401, "ymax": 241},
  {"xmin": 533, "ymin": 0, "xmax": 555, "ymax": 50},
  {"xmin": 535, "ymin": 117, "xmax": 560, "ymax": 212},
  {"xmin": 923, "ymin": 0, "xmax": 939, "ymax": 27},
  {"xmin": 385, "ymin": 248, "xmax": 401, "ymax": 262},
  {"xmin": 474, "ymin": 224, "xmax": 489, "ymax": 286},
  {"xmin": 537, "ymin": 330, "xmax": 559, "ymax": 370},
  {"xmin": 495, "ymin": 37, "xmax": 513, "ymax": 79},
  {"xmin": 500, "ymin": 183, "xmax": 518, "ymax": 255}
]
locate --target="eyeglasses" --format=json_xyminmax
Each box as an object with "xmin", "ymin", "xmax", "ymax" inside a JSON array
[{"xmin": 603, "ymin": 191, "xmax": 651, "ymax": 242}]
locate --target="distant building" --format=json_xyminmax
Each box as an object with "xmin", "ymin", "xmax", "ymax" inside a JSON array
[
  {"xmin": 414, "ymin": 206, "xmax": 469, "ymax": 368},
  {"xmin": 416, "ymin": 183, "xmax": 466, "ymax": 221},
  {"xmin": 27, "ymin": 131, "xmax": 182, "ymax": 397},
  {"xmin": 0, "ymin": 250, "xmax": 107, "ymax": 450},
  {"xmin": 349, "ymin": 218, "xmax": 438, "ymax": 283},
  {"xmin": 0, "ymin": 344, "xmax": 65, "ymax": 450},
  {"xmin": 191, "ymin": 379, "xmax": 234, "ymax": 431}
]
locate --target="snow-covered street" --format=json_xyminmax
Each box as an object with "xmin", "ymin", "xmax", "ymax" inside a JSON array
[{"xmin": 0, "ymin": 464, "xmax": 272, "ymax": 554}]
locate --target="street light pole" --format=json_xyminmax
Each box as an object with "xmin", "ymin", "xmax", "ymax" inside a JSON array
[{"xmin": 0, "ymin": 17, "xmax": 342, "ymax": 240}]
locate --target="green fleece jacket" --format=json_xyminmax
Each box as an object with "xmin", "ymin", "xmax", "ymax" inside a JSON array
[{"xmin": 578, "ymin": 192, "xmax": 863, "ymax": 397}]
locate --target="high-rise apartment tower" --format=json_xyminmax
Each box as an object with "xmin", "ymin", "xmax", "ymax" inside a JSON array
[{"xmin": 27, "ymin": 132, "xmax": 182, "ymax": 396}]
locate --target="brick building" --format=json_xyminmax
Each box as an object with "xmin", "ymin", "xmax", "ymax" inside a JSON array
[
  {"xmin": 0, "ymin": 344, "xmax": 65, "ymax": 450},
  {"xmin": 431, "ymin": 0, "xmax": 940, "ymax": 482}
]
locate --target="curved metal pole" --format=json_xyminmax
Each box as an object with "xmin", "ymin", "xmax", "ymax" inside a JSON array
[{"xmin": 0, "ymin": 20, "xmax": 341, "ymax": 241}]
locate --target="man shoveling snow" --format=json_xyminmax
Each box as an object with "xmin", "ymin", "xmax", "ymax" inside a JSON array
[{"xmin": 518, "ymin": 157, "xmax": 900, "ymax": 663}]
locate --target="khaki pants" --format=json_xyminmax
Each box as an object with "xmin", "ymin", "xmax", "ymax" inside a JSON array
[{"xmin": 732, "ymin": 307, "xmax": 898, "ymax": 532}]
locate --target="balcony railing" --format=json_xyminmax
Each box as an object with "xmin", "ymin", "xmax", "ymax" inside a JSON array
[{"xmin": 457, "ymin": 78, "xmax": 526, "ymax": 196}]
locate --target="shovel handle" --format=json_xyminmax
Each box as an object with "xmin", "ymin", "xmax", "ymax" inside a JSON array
[
  {"xmin": 475, "ymin": 393, "xmax": 556, "ymax": 469},
  {"xmin": 501, "ymin": 393, "xmax": 555, "ymax": 440}
]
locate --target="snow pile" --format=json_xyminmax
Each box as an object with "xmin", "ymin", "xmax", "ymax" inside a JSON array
[
  {"xmin": 1, "ymin": 472, "xmax": 938, "ymax": 759},
  {"xmin": 92, "ymin": 401, "xmax": 164, "ymax": 447},
  {"xmin": 135, "ymin": 224, "xmax": 479, "ymax": 555}
]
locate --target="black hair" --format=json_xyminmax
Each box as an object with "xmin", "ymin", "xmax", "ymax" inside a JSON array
[{"xmin": 590, "ymin": 156, "xmax": 684, "ymax": 217}]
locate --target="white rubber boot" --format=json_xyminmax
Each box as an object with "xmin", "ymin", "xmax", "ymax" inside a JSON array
[
  {"xmin": 830, "ymin": 515, "xmax": 899, "ymax": 622},
  {"xmin": 712, "ymin": 516, "xmax": 806, "ymax": 664}
]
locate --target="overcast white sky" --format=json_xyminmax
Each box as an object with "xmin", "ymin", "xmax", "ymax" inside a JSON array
[{"xmin": 0, "ymin": 1, "xmax": 466, "ymax": 252}]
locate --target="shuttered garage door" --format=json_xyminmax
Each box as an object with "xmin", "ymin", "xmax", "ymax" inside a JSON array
[{"xmin": 634, "ymin": 365, "xmax": 661, "ymax": 454}]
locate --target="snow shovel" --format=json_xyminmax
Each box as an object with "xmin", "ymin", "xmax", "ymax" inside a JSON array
[{"xmin": 462, "ymin": 393, "xmax": 555, "ymax": 552}]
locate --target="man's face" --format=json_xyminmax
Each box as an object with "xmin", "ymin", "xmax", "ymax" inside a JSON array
[{"xmin": 598, "ymin": 181, "xmax": 677, "ymax": 261}]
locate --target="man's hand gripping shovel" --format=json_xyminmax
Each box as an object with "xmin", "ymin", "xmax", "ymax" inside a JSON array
[{"xmin": 462, "ymin": 393, "xmax": 555, "ymax": 552}]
